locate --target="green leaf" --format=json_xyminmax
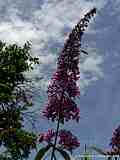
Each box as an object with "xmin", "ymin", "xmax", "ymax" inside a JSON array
[
  {"xmin": 0, "ymin": 83, "xmax": 10, "ymax": 89},
  {"xmin": 56, "ymin": 148, "xmax": 71, "ymax": 160},
  {"xmin": 83, "ymin": 152, "xmax": 92, "ymax": 160},
  {"xmin": 89, "ymin": 146, "xmax": 107, "ymax": 155},
  {"xmin": 35, "ymin": 145, "xmax": 51, "ymax": 160}
]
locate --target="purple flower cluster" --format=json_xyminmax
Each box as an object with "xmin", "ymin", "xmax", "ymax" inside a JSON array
[
  {"xmin": 58, "ymin": 129, "xmax": 80, "ymax": 151},
  {"xmin": 42, "ymin": 8, "xmax": 96, "ymax": 123},
  {"xmin": 39, "ymin": 8, "xmax": 96, "ymax": 156},
  {"xmin": 110, "ymin": 125, "xmax": 120, "ymax": 149},
  {"xmin": 43, "ymin": 93, "xmax": 80, "ymax": 122},
  {"xmin": 38, "ymin": 129, "xmax": 80, "ymax": 151},
  {"xmin": 42, "ymin": 38, "xmax": 81, "ymax": 122},
  {"xmin": 38, "ymin": 129, "xmax": 55, "ymax": 143}
]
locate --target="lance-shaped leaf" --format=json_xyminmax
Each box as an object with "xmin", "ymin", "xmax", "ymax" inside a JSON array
[
  {"xmin": 0, "ymin": 83, "xmax": 10, "ymax": 89},
  {"xmin": 56, "ymin": 147, "xmax": 71, "ymax": 160},
  {"xmin": 35, "ymin": 145, "xmax": 52, "ymax": 160}
]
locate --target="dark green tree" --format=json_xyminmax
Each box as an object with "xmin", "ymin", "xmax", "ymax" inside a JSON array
[{"xmin": 0, "ymin": 41, "xmax": 39, "ymax": 159}]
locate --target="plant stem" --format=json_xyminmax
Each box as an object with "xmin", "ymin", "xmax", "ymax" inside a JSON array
[
  {"xmin": 50, "ymin": 115, "xmax": 60, "ymax": 160},
  {"xmin": 50, "ymin": 89, "xmax": 65, "ymax": 160}
]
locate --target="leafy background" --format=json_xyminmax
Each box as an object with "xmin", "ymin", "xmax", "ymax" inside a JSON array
[{"xmin": 0, "ymin": 0, "xmax": 120, "ymax": 159}]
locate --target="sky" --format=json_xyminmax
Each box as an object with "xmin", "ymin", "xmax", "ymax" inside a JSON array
[{"xmin": 0, "ymin": 0, "xmax": 120, "ymax": 159}]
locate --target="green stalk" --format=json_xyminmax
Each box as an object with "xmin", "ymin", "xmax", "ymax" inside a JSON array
[
  {"xmin": 50, "ymin": 90, "xmax": 64, "ymax": 160},
  {"xmin": 50, "ymin": 115, "xmax": 60, "ymax": 160}
]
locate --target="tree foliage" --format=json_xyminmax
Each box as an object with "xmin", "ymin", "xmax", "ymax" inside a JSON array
[{"xmin": 0, "ymin": 41, "xmax": 39, "ymax": 159}]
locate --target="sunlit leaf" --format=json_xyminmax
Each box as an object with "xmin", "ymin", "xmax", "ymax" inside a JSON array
[
  {"xmin": 0, "ymin": 83, "xmax": 10, "ymax": 89},
  {"xmin": 35, "ymin": 145, "xmax": 51, "ymax": 160},
  {"xmin": 83, "ymin": 152, "xmax": 92, "ymax": 160},
  {"xmin": 56, "ymin": 148, "xmax": 71, "ymax": 160}
]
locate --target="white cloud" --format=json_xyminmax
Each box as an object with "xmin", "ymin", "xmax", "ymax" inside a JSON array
[
  {"xmin": 0, "ymin": 21, "xmax": 37, "ymax": 45},
  {"xmin": 81, "ymin": 55, "xmax": 103, "ymax": 77},
  {"xmin": 39, "ymin": 54, "xmax": 57, "ymax": 65},
  {"xmin": 0, "ymin": 0, "xmax": 106, "ymax": 93},
  {"xmin": 79, "ymin": 50, "xmax": 103, "ymax": 94}
]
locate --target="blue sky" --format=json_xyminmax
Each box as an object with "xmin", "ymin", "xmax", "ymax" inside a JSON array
[{"xmin": 0, "ymin": 0, "xmax": 120, "ymax": 159}]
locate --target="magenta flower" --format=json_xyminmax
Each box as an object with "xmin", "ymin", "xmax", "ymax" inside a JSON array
[
  {"xmin": 42, "ymin": 94, "xmax": 80, "ymax": 122},
  {"xmin": 42, "ymin": 8, "xmax": 96, "ymax": 123},
  {"xmin": 110, "ymin": 125, "xmax": 120, "ymax": 149},
  {"xmin": 42, "ymin": 17, "xmax": 82, "ymax": 123},
  {"xmin": 58, "ymin": 129, "xmax": 80, "ymax": 151},
  {"xmin": 38, "ymin": 8, "xmax": 96, "ymax": 160},
  {"xmin": 38, "ymin": 129, "xmax": 80, "ymax": 152},
  {"xmin": 38, "ymin": 129, "xmax": 55, "ymax": 143}
]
